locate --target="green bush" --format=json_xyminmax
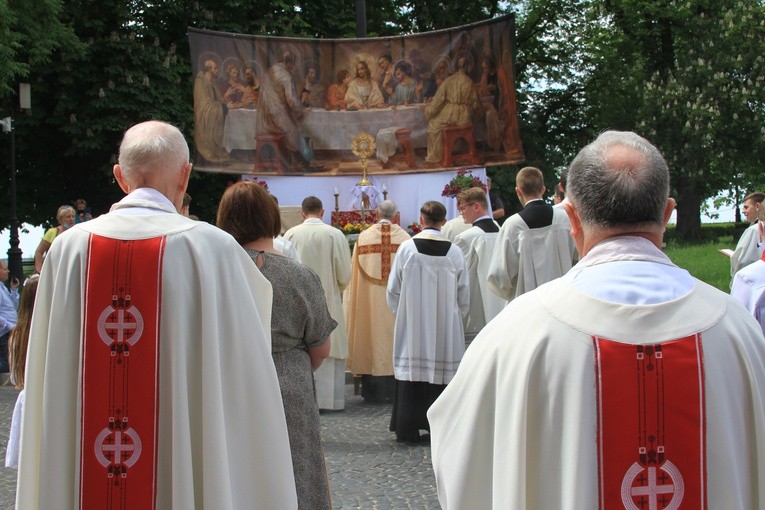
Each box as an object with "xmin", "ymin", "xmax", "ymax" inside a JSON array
[{"xmin": 664, "ymin": 222, "xmax": 748, "ymax": 244}]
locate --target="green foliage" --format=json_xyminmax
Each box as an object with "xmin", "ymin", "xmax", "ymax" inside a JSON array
[
  {"xmin": 0, "ymin": 0, "xmax": 79, "ymax": 98},
  {"xmin": 663, "ymin": 237, "xmax": 733, "ymax": 292},
  {"xmin": 585, "ymin": 0, "xmax": 765, "ymax": 239}
]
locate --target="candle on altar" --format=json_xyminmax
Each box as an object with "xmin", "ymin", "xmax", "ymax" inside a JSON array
[
  {"xmin": 382, "ymin": 182, "xmax": 389, "ymax": 200},
  {"xmin": 333, "ymin": 187, "xmax": 340, "ymax": 211}
]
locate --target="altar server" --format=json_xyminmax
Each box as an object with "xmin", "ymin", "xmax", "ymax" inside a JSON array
[
  {"xmin": 731, "ymin": 204, "xmax": 765, "ymax": 336},
  {"xmin": 428, "ymin": 130, "xmax": 765, "ymax": 509},
  {"xmin": 730, "ymin": 191, "xmax": 765, "ymax": 278},
  {"xmin": 387, "ymin": 201, "xmax": 469, "ymax": 442},
  {"xmin": 453, "ymin": 187, "xmax": 503, "ymax": 345},
  {"xmin": 487, "ymin": 166, "xmax": 576, "ymax": 304}
]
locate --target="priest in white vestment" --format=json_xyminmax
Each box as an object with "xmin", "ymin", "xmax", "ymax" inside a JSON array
[
  {"xmin": 730, "ymin": 191, "xmax": 765, "ymax": 279},
  {"xmin": 345, "ymin": 200, "xmax": 410, "ymax": 402},
  {"xmin": 17, "ymin": 121, "xmax": 297, "ymax": 509},
  {"xmin": 453, "ymin": 187, "xmax": 502, "ymax": 344},
  {"xmin": 429, "ymin": 131, "xmax": 765, "ymax": 510},
  {"xmin": 285, "ymin": 196, "xmax": 352, "ymax": 410},
  {"xmin": 387, "ymin": 201, "xmax": 469, "ymax": 443},
  {"xmin": 487, "ymin": 166, "xmax": 577, "ymax": 304}
]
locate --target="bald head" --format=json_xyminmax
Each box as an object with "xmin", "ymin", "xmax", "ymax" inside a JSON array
[
  {"xmin": 567, "ymin": 131, "xmax": 670, "ymax": 231},
  {"xmin": 114, "ymin": 121, "xmax": 191, "ymax": 210}
]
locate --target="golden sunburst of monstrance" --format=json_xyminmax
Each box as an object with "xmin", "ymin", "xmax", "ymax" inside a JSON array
[{"xmin": 351, "ymin": 131, "xmax": 376, "ymax": 186}]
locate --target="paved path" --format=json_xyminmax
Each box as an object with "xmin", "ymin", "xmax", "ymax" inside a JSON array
[{"xmin": 0, "ymin": 384, "xmax": 440, "ymax": 509}]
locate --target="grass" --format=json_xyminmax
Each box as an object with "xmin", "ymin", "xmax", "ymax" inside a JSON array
[{"xmin": 663, "ymin": 236, "xmax": 734, "ymax": 291}]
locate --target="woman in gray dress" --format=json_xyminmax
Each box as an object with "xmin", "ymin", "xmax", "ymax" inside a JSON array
[{"xmin": 217, "ymin": 182, "xmax": 336, "ymax": 509}]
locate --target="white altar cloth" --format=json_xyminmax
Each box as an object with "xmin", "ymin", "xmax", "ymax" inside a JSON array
[
  {"xmin": 242, "ymin": 168, "xmax": 489, "ymax": 228},
  {"xmin": 224, "ymin": 106, "xmax": 429, "ymax": 153}
]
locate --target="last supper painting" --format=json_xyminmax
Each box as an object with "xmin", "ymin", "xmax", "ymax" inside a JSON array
[{"xmin": 189, "ymin": 15, "xmax": 524, "ymax": 176}]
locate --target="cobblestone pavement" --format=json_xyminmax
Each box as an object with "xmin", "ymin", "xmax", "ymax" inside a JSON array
[{"xmin": 0, "ymin": 384, "xmax": 439, "ymax": 509}]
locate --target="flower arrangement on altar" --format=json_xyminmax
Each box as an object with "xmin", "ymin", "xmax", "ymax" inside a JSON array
[
  {"xmin": 441, "ymin": 168, "xmax": 486, "ymax": 197},
  {"xmin": 338, "ymin": 221, "xmax": 372, "ymax": 235},
  {"xmin": 408, "ymin": 223, "xmax": 422, "ymax": 235}
]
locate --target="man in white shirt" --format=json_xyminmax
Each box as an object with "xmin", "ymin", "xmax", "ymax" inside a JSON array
[
  {"xmin": 387, "ymin": 201, "xmax": 469, "ymax": 443},
  {"xmin": 429, "ymin": 130, "xmax": 765, "ymax": 509},
  {"xmin": 730, "ymin": 191, "xmax": 765, "ymax": 277},
  {"xmin": 17, "ymin": 121, "xmax": 297, "ymax": 509},
  {"xmin": 285, "ymin": 196, "xmax": 352, "ymax": 410}
]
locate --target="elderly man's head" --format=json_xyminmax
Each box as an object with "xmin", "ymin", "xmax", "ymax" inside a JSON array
[
  {"xmin": 377, "ymin": 200, "xmax": 399, "ymax": 221},
  {"xmin": 565, "ymin": 131, "xmax": 675, "ymax": 254},
  {"xmin": 113, "ymin": 121, "xmax": 192, "ymax": 211}
]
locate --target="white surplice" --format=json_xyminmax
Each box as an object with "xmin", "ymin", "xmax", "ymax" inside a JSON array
[
  {"xmin": 17, "ymin": 189, "xmax": 297, "ymax": 509},
  {"xmin": 460, "ymin": 232, "xmax": 505, "ymax": 337},
  {"xmin": 386, "ymin": 231, "xmax": 469, "ymax": 384},
  {"xmin": 487, "ymin": 206, "xmax": 575, "ymax": 303},
  {"xmin": 731, "ymin": 221, "xmax": 765, "ymax": 277},
  {"xmin": 731, "ymin": 258, "xmax": 765, "ymax": 336},
  {"xmin": 441, "ymin": 216, "xmax": 470, "ymax": 242},
  {"xmin": 428, "ymin": 236, "xmax": 765, "ymax": 509},
  {"xmin": 285, "ymin": 218, "xmax": 351, "ymax": 409}
]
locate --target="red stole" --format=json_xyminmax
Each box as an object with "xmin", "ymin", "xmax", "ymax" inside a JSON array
[
  {"xmin": 80, "ymin": 235, "xmax": 165, "ymax": 509},
  {"xmin": 594, "ymin": 335, "xmax": 707, "ymax": 510}
]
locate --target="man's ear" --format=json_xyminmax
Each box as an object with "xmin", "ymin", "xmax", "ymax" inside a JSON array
[
  {"xmin": 663, "ymin": 198, "xmax": 676, "ymax": 227},
  {"xmin": 563, "ymin": 201, "xmax": 582, "ymax": 238},
  {"xmin": 113, "ymin": 165, "xmax": 131, "ymax": 194}
]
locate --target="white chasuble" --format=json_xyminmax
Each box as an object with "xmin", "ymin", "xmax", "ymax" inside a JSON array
[
  {"xmin": 17, "ymin": 192, "xmax": 297, "ymax": 509},
  {"xmin": 429, "ymin": 239, "xmax": 765, "ymax": 510}
]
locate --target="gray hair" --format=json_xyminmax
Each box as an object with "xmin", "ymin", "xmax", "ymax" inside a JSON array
[
  {"xmin": 56, "ymin": 205, "xmax": 75, "ymax": 223},
  {"xmin": 377, "ymin": 200, "xmax": 398, "ymax": 220},
  {"xmin": 567, "ymin": 131, "xmax": 669, "ymax": 229},
  {"xmin": 118, "ymin": 121, "xmax": 189, "ymax": 185}
]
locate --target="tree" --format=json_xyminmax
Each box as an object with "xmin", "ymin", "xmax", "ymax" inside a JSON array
[
  {"xmin": 0, "ymin": 0, "xmax": 79, "ymax": 98},
  {"xmin": 587, "ymin": 0, "xmax": 765, "ymax": 239}
]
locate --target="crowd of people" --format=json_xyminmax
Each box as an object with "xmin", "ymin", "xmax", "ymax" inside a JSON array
[{"xmin": 4, "ymin": 120, "xmax": 765, "ymax": 509}]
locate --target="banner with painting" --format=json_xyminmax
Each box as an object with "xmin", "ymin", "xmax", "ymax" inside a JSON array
[{"xmin": 188, "ymin": 15, "xmax": 524, "ymax": 175}]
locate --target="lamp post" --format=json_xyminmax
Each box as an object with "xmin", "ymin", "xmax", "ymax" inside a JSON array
[{"xmin": 2, "ymin": 84, "xmax": 30, "ymax": 282}]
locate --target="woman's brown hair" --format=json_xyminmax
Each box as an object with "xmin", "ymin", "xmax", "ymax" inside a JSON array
[
  {"xmin": 216, "ymin": 182, "xmax": 281, "ymax": 244},
  {"xmin": 9, "ymin": 275, "xmax": 39, "ymax": 389}
]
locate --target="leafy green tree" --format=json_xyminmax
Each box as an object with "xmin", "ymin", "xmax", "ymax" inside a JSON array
[
  {"xmin": 0, "ymin": 0, "xmax": 79, "ymax": 98},
  {"xmin": 586, "ymin": 0, "xmax": 765, "ymax": 239}
]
